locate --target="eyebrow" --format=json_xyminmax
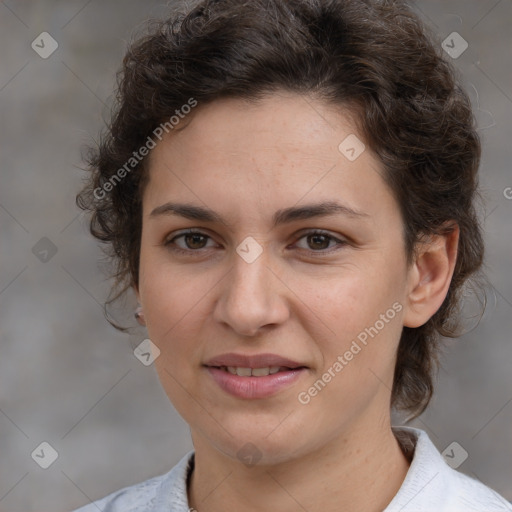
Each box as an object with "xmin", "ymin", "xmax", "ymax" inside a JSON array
[{"xmin": 149, "ymin": 200, "xmax": 369, "ymax": 229}]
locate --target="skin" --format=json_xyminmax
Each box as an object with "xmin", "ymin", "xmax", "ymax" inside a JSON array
[{"xmin": 135, "ymin": 91, "xmax": 459, "ymax": 512}]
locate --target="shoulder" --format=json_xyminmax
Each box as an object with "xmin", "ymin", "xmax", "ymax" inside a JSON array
[
  {"xmin": 70, "ymin": 450, "xmax": 195, "ymax": 512},
  {"xmin": 445, "ymin": 467, "xmax": 512, "ymax": 510},
  {"xmin": 387, "ymin": 427, "xmax": 512, "ymax": 512},
  {"xmin": 71, "ymin": 472, "xmax": 165, "ymax": 512}
]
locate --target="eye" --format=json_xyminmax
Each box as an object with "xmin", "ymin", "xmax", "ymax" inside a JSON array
[
  {"xmin": 163, "ymin": 228, "xmax": 348, "ymax": 256},
  {"xmin": 164, "ymin": 229, "xmax": 218, "ymax": 255},
  {"xmin": 293, "ymin": 230, "xmax": 347, "ymax": 255}
]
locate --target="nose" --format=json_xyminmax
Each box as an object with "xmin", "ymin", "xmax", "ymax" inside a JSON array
[{"xmin": 212, "ymin": 245, "xmax": 290, "ymax": 337}]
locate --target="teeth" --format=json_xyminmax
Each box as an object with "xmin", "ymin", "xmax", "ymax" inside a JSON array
[
  {"xmin": 223, "ymin": 366, "xmax": 285, "ymax": 377},
  {"xmin": 252, "ymin": 367, "xmax": 271, "ymax": 377}
]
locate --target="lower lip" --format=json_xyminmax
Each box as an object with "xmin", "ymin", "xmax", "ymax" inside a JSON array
[{"xmin": 205, "ymin": 366, "xmax": 307, "ymax": 399}]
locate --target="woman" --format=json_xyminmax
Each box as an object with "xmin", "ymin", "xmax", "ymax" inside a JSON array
[{"xmin": 72, "ymin": 0, "xmax": 512, "ymax": 510}]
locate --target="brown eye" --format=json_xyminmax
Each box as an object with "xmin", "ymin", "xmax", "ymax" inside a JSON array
[
  {"xmin": 164, "ymin": 229, "xmax": 217, "ymax": 254},
  {"xmin": 294, "ymin": 230, "xmax": 347, "ymax": 255},
  {"xmin": 181, "ymin": 232, "xmax": 208, "ymax": 250},
  {"xmin": 306, "ymin": 233, "xmax": 331, "ymax": 250}
]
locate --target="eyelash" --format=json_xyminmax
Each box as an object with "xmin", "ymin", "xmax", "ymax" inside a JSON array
[{"xmin": 163, "ymin": 228, "xmax": 348, "ymax": 257}]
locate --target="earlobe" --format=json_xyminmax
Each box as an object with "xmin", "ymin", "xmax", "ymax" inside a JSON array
[
  {"xmin": 134, "ymin": 305, "xmax": 146, "ymax": 326},
  {"xmin": 403, "ymin": 224, "xmax": 459, "ymax": 328}
]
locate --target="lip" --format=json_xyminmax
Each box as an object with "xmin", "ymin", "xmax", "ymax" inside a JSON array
[
  {"xmin": 204, "ymin": 352, "xmax": 306, "ymax": 369},
  {"xmin": 203, "ymin": 352, "xmax": 308, "ymax": 400},
  {"xmin": 205, "ymin": 366, "xmax": 308, "ymax": 399}
]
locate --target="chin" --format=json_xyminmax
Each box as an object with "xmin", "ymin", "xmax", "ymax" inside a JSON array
[{"xmin": 199, "ymin": 420, "xmax": 310, "ymax": 466}]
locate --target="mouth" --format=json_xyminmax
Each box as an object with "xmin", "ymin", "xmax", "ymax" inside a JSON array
[
  {"xmin": 204, "ymin": 352, "xmax": 307, "ymax": 370},
  {"xmin": 206, "ymin": 365, "xmax": 307, "ymax": 377},
  {"xmin": 203, "ymin": 362, "xmax": 308, "ymax": 399},
  {"xmin": 203, "ymin": 353, "xmax": 309, "ymax": 399}
]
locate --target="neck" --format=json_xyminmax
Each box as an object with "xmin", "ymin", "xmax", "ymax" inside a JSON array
[{"xmin": 187, "ymin": 414, "xmax": 411, "ymax": 512}]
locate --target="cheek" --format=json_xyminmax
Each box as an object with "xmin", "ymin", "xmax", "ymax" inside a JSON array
[
  {"xmin": 308, "ymin": 266, "xmax": 400, "ymax": 332},
  {"xmin": 143, "ymin": 268, "xmax": 206, "ymax": 413},
  {"xmin": 308, "ymin": 267, "xmax": 405, "ymax": 373},
  {"xmin": 144, "ymin": 282, "xmax": 202, "ymax": 354},
  {"xmin": 300, "ymin": 276, "xmax": 404, "ymax": 421},
  {"xmin": 138, "ymin": 251, "xmax": 202, "ymax": 354}
]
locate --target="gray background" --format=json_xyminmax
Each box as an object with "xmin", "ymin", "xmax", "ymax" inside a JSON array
[{"xmin": 0, "ymin": 1, "xmax": 511, "ymax": 510}]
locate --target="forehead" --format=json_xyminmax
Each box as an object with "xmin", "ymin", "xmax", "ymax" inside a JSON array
[
  {"xmin": 151, "ymin": 92, "xmax": 364, "ymax": 166},
  {"xmin": 143, "ymin": 92, "xmax": 394, "ymax": 228}
]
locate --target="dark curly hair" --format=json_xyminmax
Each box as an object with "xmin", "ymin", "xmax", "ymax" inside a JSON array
[{"xmin": 77, "ymin": 0, "xmax": 485, "ymax": 420}]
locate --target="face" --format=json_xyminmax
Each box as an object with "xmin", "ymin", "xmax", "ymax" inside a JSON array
[{"xmin": 136, "ymin": 92, "xmax": 415, "ymax": 464}]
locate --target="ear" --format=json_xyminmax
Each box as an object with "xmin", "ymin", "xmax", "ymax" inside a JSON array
[{"xmin": 403, "ymin": 223, "xmax": 459, "ymax": 328}]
